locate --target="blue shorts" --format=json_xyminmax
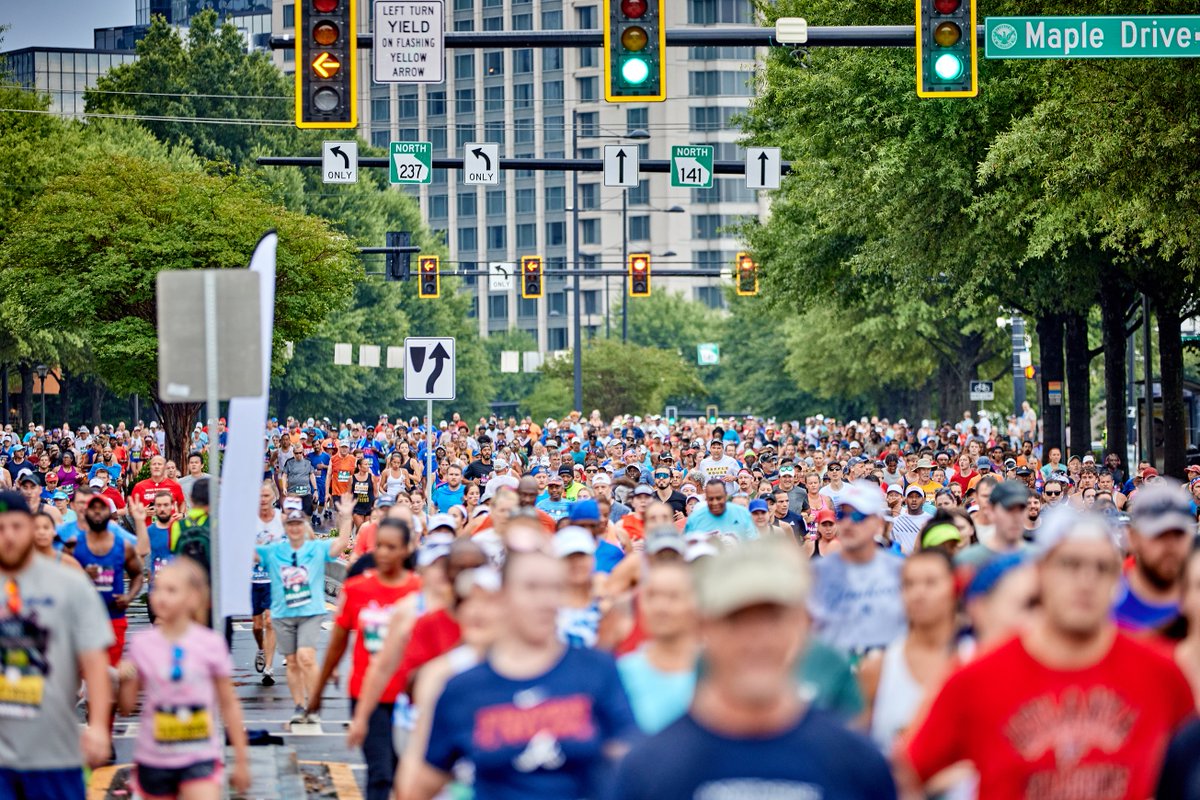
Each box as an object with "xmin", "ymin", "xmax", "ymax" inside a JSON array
[
  {"xmin": 251, "ymin": 582, "xmax": 272, "ymax": 616},
  {"xmin": 0, "ymin": 767, "xmax": 85, "ymax": 800},
  {"xmin": 135, "ymin": 760, "xmax": 220, "ymax": 798}
]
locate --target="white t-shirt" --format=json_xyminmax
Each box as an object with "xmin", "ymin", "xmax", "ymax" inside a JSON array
[
  {"xmin": 819, "ymin": 482, "xmax": 849, "ymax": 508},
  {"xmin": 698, "ymin": 456, "xmax": 741, "ymax": 484}
]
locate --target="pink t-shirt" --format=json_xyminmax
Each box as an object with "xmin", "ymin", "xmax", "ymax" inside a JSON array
[{"xmin": 129, "ymin": 623, "xmax": 233, "ymax": 768}]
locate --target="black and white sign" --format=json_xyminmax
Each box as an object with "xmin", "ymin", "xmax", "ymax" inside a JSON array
[
  {"xmin": 603, "ymin": 144, "xmax": 639, "ymax": 188},
  {"xmin": 969, "ymin": 381, "xmax": 995, "ymax": 401},
  {"xmin": 464, "ymin": 142, "xmax": 500, "ymax": 185},
  {"xmin": 745, "ymin": 146, "xmax": 782, "ymax": 190},
  {"xmin": 404, "ymin": 337, "xmax": 456, "ymax": 400},
  {"xmin": 322, "ymin": 141, "xmax": 357, "ymax": 184},
  {"xmin": 373, "ymin": 0, "xmax": 445, "ymax": 84},
  {"xmin": 488, "ymin": 262, "xmax": 514, "ymax": 292}
]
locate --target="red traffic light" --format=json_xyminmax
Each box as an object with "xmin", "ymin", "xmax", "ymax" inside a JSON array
[
  {"xmin": 933, "ymin": 0, "xmax": 960, "ymax": 13},
  {"xmin": 314, "ymin": 0, "xmax": 339, "ymax": 12},
  {"xmin": 631, "ymin": 257, "xmax": 648, "ymax": 272},
  {"xmin": 620, "ymin": 0, "xmax": 648, "ymax": 18}
]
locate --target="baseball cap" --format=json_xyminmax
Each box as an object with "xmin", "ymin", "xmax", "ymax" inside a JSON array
[
  {"xmin": 427, "ymin": 513, "xmax": 458, "ymax": 533},
  {"xmin": 376, "ymin": 495, "xmax": 396, "ymax": 508},
  {"xmin": 88, "ymin": 477, "xmax": 106, "ymax": 488},
  {"xmin": 1082, "ymin": 454, "xmax": 1096, "ymax": 464},
  {"xmin": 417, "ymin": 541, "xmax": 452, "ymax": 568},
  {"xmin": 51, "ymin": 490, "xmax": 69, "ymax": 501},
  {"xmin": 838, "ymin": 480, "xmax": 887, "ymax": 517},
  {"xmin": 547, "ymin": 473, "xmax": 564, "ymax": 486},
  {"xmin": 693, "ymin": 540, "xmax": 811, "ymax": 617},
  {"xmin": 976, "ymin": 456, "xmax": 993, "ymax": 470},
  {"xmin": 553, "ymin": 526, "xmax": 597, "ymax": 557},
  {"xmin": 568, "ymin": 499, "xmax": 601, "ymax": 524},
  {"xmin": 685, "ymin": 540, "xmax": 719, "ymax": 562},
  {"xmin": 1034, "ymin": 506, "xmax": 1117, "ymax": 560},
  {"xmin": 632, "ymin": 484, "xmax": 654, "ymax": 497},
  {"xmin": 0, "ymin": 491, "xmax": 31, "ymax": 515},
  {"xmin": 904, "ymin": 485, "xmax": 925, "ymax": 497},
  {"xmin": 990, "ymin": 480, "xmax": 1030, "ymax": 510},
  {"xmin": 284, "ymin": 509, "xmax": 306, "ymax": 522},
  {"xmin": 748, "ymin": 498, "xmax": 769, "ymax": 513},
  {"xmin": 964, "ymin": 552, "xmax": 1028, "ymax": 601},
  {"xmin": 645, "ymin": 525, "xmax": 686, "ymax": 555},
  {"xmin": 1004, "ymin": 458, "xmax": 1017, "ymax": 470},
  {"xmin": 558, "ymin": 465, "xmax": 574, "ymax": 476},
  {"xmin": 481, "ymin": 475, "xmax": 519, "ymax": 502},
  {"xmin": 16, "ymin": 470, "xmax": 40, "ymax": 487},
  {"xmin": 282, "ymin": 496, "xmax": 303, "ymax": 512},
  {"xmin": 1130, "ymin": 480, "xmax": 1195, "ymax": 537},
  {"xmin": 814, "ymin": 508, "xmax": 836, "ymax": 524}
]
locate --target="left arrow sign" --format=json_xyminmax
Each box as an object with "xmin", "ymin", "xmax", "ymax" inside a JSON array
[{"xmin": 312, "ymin": 52, "xmax": 341, "ymax": 78}]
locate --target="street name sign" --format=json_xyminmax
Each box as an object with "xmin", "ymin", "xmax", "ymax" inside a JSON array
[
  {"xmin": 404, "ymin": 337, "xmax": 456, "ymax": 400},
  {"xmin": 322, "ymin": 141, "xmax": 358, "ymax": 184},
  {"xmin": 987, "ymin": 15, "xmax": 1200, "ymax": 59},
  {"xmin": 463, "ymin": 142, "xmax": 500, "ymax": 185},
  {"xmin": 603, "ymin": 145, "xmax": 639, "ymax": 188},
  {"xmin": 389, "ymin": 141, "xmax": 432, "ymax": 184},
  {"xmin": 969, "ymin": 380, "xmax": 995, "ymax": 401},
  {"xmin": 745, "ymin": 147, "xmax": 782, "ymax": 190},
  {"xmin": 374, "ymin": 0, "xmax": 445, "ymax": 83},
  {"xmin": 671, "ymin": 145, "xmax": 714, "ymax": 189}
]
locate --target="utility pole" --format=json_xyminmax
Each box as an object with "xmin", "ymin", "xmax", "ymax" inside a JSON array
[{"xmin": 571, "ymin": 109, "xmax": 583, "ymax": 414}]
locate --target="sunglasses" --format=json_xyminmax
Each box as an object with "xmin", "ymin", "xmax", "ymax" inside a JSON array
[
  {"xmin": 835, "ymin": 507, "xmax": 870, "ymax": 523},
  {"xmin": 1043, "ymin": 490, "xmax": 1062, "ymax": 497},
  {"xmin": 653, "ymin": 472, "xmax": 670, "ymax": 479}
]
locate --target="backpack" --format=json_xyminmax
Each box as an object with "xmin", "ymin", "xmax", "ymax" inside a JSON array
[{"xmin": 171, "ymin": 511, "xmax": 211, "ymax": 577}]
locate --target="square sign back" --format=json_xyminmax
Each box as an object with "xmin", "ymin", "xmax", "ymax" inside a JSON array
[{"xmin": 374, "ymin": 0, "xmax": 445, "ymax": 84}]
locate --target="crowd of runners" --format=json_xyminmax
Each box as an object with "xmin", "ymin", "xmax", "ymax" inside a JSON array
[{"xmin": 2, "ymin": 409, "xmax": 1200, "ymax": 799}]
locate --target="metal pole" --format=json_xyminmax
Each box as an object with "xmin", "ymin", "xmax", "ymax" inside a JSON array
[
  {"xmin": 621, "ymin": 189, "xmax": 629, "ymax": 344},
  {"xmin": 572, "ymin": 110, "xmax": 583, "ymax": 413},
  {"xmin": 1011, "ymin": 315, "xmax": 1026, "ymax": 420},
  {"xmin": 39, "ymin": 385, "xmax": 45, "ymax": 429},
  {"xmin": 426, "ymin": 399, "xmax": 434, "ymax": 507},
  {"xmin": 203, "ymin": 272, "xmax": 221, "ymax": 627},
  {"xmin": 1127, "ymin": 322, "xmax": 1137, "ymax": 470},
  {"xmin": 1142, "ymin": 293, "xmax": 1154, "ymax": 466}
]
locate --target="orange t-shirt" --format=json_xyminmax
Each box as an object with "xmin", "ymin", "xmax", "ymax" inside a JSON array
[{"xmin": 329, "ymin": 454, "xmax": 358, "ymax": 496}]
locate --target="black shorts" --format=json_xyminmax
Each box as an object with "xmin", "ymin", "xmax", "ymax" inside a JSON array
[
  {"xmin": 135, "ymin": 760, "xmax": 219, "ymax": 798},
  {"xmin": 251, "ymin": 583, "xmax": 272, "ymax": 616},
  {"xmin": 289, "ymin": 493, "xmax": 314, "ymax": 516}
]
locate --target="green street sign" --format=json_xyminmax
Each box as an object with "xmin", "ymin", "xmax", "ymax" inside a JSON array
[
  {"xmin": 697, "ymin": 342, "xmax": 720, "ymax": 365},
  {"xmin": 986, "ymin": 15, "xmax": 1200, "ymax": 59},
  {"xmin": 671, "ymin": 145, "xmax": 714, "ymax": 189},
  {"xmin": 389, "ymin": 141, "xmax": 433, "ymax": 184}
]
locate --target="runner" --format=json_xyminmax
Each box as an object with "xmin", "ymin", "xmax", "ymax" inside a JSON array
[
  {"xmin": 137, "ymin": 491, "xmax": 176, "ymax": 623},
  {"xmin": 350, "ymin": 458, "xmax": 377, "ymax": 530},
  {"xmin": 683, "ymin": 479, "xmax": 755, "ymax": 541},
  {"xmin": 130, "ymin": 455, "xmax": 186, "ymax": 521},
  {"xmin": 891, "ymin": 486, "xmax": 933, "ymax": 555},
  {"xmin": 254, "ymin": 493, "xmax": 353, "ymax": 725},
  {"xmin": 0, "ymin": 490, "xmax": 115, "ymax": 798},
  {"xmin": 612, "ymin": 541, "xmax": 896, "ymax": 798},
  {"xmin": 1174, "ymin": 547, "xmax": 1200, "ymax": 704},
  {"xmin": 176, "ymin": 452, "xmax": 210, "ymax": 512},
  {"xmin": 281, "ymin": 444, "xmax": 318, "ymax": 520},
  {"xmin": 901, "ymin": 508, "xmax": 1196, "ymax": 798},
  {"xmin": 955, "ymin": 480, "xmax": 1031, "ymax": 568},
  {"xmin": 252, "ymin": 480, "xmax": 284, "ymax": 686},
  {"xmin": 554, "ymin": 525, "xmax": 602, "ymax": 648},
  {"xmin": 1114, "ymin": 480, "xmax": 1193, "ymax": 635},
  {"xmin": 32, "ymin": 510, "xmax": 82, "ymax": 570},
  {"xmin": 116, "ymin": 559, "xmax": 251, "ymax": 799}
]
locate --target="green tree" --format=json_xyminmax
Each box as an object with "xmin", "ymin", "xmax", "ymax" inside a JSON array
[
  {"xmin": 0, "ymin": 146, "xmax": 358, "ymax": 461},
  {"xmin": 612, "ymin": 291, "xmax": 723, "ymax": 354},
  {"xmin": 482, "ymin": 329, "xmax": 542, "ymax": 415}
]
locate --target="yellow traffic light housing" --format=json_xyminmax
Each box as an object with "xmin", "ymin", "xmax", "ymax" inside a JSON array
[
  {"xmin": 418, "ymin": 255, "xmax": 440, "ymax": 298},
  {"xmin": 735, "ymin": 252, "xmax": 759, "ymax": 296},
  {"xmin": 629, "ymin": 253, "xmax": 651, "ymax": 297},
  {"xmin": 521, "ymin": 256, "xmax": 544, "ymax": 299},
  {"xmin": 296, "ymin": 0, "xmax": 358, "ymax": 129}
]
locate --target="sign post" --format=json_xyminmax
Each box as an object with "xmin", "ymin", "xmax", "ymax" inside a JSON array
[{"xmin": 373, "ymin": 0, "xmax": 445, "ymax": 83}]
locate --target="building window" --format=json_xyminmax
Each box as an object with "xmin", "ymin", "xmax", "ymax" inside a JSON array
[
  {"xmin": 513, "ymin": 83, "xmax": 533, "ymax": 108},
  {"xmin": 578, "ymin": 147, "xmax": 599, "ymax": 159},
  {"xmin": 371, "ymin": 96, "xmax": 389, "ymax": 122},
  {"xmin": 687, "ymin": 0, "xmax": 754, "ymax": 24},
  {"xmin": 458, "ymin": 192, "xmax": 478, "ymax": 217},
  {"xmin": 546, "ymin": 221, "xmax": 566, "ymax": 246},
  {"xmin": 429, "ymin": 128, "xmax": 447, "ymax": 153},
  {"xmin": 371, "ymin": 129, "xmax": 389, "ymax": 148},
  {"xmin": 483, "ymin": 51, "xmax": 504, "ymax": 75},
  {"xmin": 695, "ymin": 250, "xmax": 733, "ymax": 270},
  {"xmin": 484, "ymin": 85, "xmax": 505, "ymax": 111},
  {"xmin": 428, "ymin": 91, "xmax": 446, "ymax": 116},
  {"xmin": 693, "ymin": 214, "xmax": 729, "ymax": 239},
  {"xmin": 689, "ymin": 45, "xmax": 757, "ymax": 60},
  {"xmin": 579, "ymin": 183, "xmax": 599, "ymax": 210},
  {"xmin": 458, "ymin": 227, "xmax": 478, "ymax": 252},
  {"xmin": 688, "ymin": 70, "xmax": 755, "ymax": 96},
  {"xmin": 549, "ymin": 292, "xmax": 567, "ymax": 316},
  {"xmin": 628, "ymin": 215, "xmax": 650, "ymax": 240},
  {"xmin": 456, "ymin": 123, "xmax": 476, "ymax": 148},
  {"xmin": 454, "ymin": 18, "xmax": 474, "ymax": 30},
  {"xmin": 542, "ymin": 9, "xmax": 563, "ymax": 28},
  {"xmin": 544, "ymin": 116, "xmax": 564, "ymax": 143},
  {"xmin": 693, "ymin": 177, "xmax": 756, "ymax": 205},
  {"xmin": 544, "ymin": 81, "xmax": 564, "ymax": 105},
  {"xmin": 579, "ymin": 47, "xmax": 598, "ymax": 67},
  {"xmin": 545, "ymin": 185, "xmax": 566, "ymax": 211},
  {"xmin": 576, "ymin": 5, "xmax": 598, "ymax": 28},
  {"xmin": 627, "ymin": 182, "xmax": 650, "ymax": 205},
  {"xmin": 695, "ymin": 285, "xmax": 727, "ymax": 309},
  {"xmin": 625, "ymin": 107, "xmax": 648, "ymax": 131},
  {"xmin": 543, "ymin": 48, "xmax": 563, "ymax": 70},
  {"xmin": 487, "ymin": 225, "xmax": 507, "ymax": 250},
  {"xmin": 429, "ymin": 194, "xmax": 449, "ymax": 218},
  {"xmin": 453, "ymin": 0, "xmax": 472, "ymax": 9},
  {"xmin": 576, "ymin": 112, "xmax": 599, "ymax": 137},
  {"xmin": 516, "ymin": 223, "xmax": 537, "ymax": 248},
  {"xmin": 486, "ymin": 190, "xmax": 506, "ymax": 216},
  {"xmin": 690, "ymin": 105, "xmax": 741, "ymax": 131},
  {"xmin": 485, "ymin": 119, "xmax": 506, "ymax": 145},
  {"xmin": 455, "ymin": 53, "xmax": 474, "ymax": 80},
  {"xmin": 455, "ymin": 88, "xmax": 476, "ymax": 114},
  {"xmin": 489, "ymin": 294, "xmax": 509, "ymax": 320},
  {"xmin": 484, "ymin": 15, "xmax": 504, "ymax": 30},
  {"xmin": 516, "ymin": 188, "xmax": 536, "ymax": 214},
  {"xmin": 581, "ymin": 219, "xmax": 600, "ymax": 244},
  {"xmin": 398, "ymin": 92, "xmax": 418, "ymax": 118},
  {"xmin": 513, "ymin": 48, "xmax": 533, "ymax": 73},
  {"xmin": 512, "ymin": 13, "xmax": 533, "ymax": 29},
  {"xmin": 576, "ymin": 76, "xmax": 598, "ymax": 101},
  {"xmin": 584, "ymin": 290, "xmax": 600, "ymax": 315},
  {"xmin": 482, "ymin": 0, "xmax": 501, "ymax": 6},
  {"xmin": 519, "ymin": 297, "xmax": 538, "ymax": 318},
  {"xmin": 548, "ymin": 328, "xmax": 568, "ymax": 351}
]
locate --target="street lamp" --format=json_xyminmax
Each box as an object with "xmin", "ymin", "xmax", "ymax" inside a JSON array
[{"xmin": 35, "ymin": 364, "xmax": 48, "ymax": 428}]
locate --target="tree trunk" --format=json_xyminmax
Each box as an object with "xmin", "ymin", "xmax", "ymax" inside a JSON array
[
  {"xmin": 0, "ymin": 364, "xmax": 8, "ymax": 428},
  {"xmin": 1037, "ymin": 313, "xmax": 1065, "ymax": 454},
  {"xmin": 1154, "ymin": 301, "xmax": 1188, "ymax": 478},
  {"xmin": 17, "ymin": 363, "xmax": 33, "ymax": 430},
  {"xmin": 90, "ymin": 379, "xmax": 104, "ymax": 427},
  {"xmin": 1064, "ymin": 311, "xmax": 1093, "ymax": 457},
  {"xmin": 58, "ymin": 369, "xmax": 70, "ymax": 428},
  {"xmin": 1098, "ymin": 286, "xmax": 1132, "ymax": 474},
  {"xmin": 154, "ymin": 400, "xmax": 200, "ymax": 466},
  {"xmin": 276, "ymin": 385, "xmax": 290, "ymax": 423}
]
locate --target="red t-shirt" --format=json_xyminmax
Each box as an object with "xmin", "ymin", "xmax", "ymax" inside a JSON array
[
  {"xmin": 394, "ymin": 608, "xmax": 461, "ymax": 696},
  {"xmin": 353, "ymin": 522, "xmax": 378, "ymax": 557},
  {"xmin": 949, "ymin": 469, "xmax": 977, "ymax": 494},
  {"xmin": 335, "ymin": 571, "xmax": 422, "ymax": 702},
  {"xmin": 100, "ymin": 486, "xmax": 127, "ymax": 511},
  {"xmin": 131, "ymin": 478, "xmax": 185, "ymax": 521},
  {"xmin": 906, "ymin": 632, "xmax": 1195, "ymax": 800}
]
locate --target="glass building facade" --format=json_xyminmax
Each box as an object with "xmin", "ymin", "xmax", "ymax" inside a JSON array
[{"xmin": 2, "ymin": 48, "xmax": 138, "ymax": 117}]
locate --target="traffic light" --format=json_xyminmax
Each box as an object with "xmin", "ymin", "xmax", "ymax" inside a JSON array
[
  {"xmin": 521, "ymin": 255, "xmax": 544, "ymax": 299},
  {"xmin": 628, "ymin": 253, "xmax": 651, "ymax": 297},
  {"xmin": 603, "ymin": 0, "xmax": 666, "ymax": 102},
  {"xmin": 295, "ymin": 0, "xmax": 358, "ymax": 129},
  {"xmin": 1024, "ymin": 365, "xmax": 1038, "ymax": 380},
  {"xmin": 418, "ymin": 255, "xmax": 440, "ymax": 298},
  {"xmin": 386, "ymin": 231, "xmax": 411, "ymax": 281},
  {"xmin": 735, "ymin": 252, "xmax": 759, "ymax": 296},
  {"xmin": 915, "ymin": 0, "xmax": 977, "ymax": 98}
]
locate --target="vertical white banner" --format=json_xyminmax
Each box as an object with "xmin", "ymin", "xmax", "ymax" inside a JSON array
[{"xmin": 216, "ymin": 232, "xmax": 277, "ymax": 621}]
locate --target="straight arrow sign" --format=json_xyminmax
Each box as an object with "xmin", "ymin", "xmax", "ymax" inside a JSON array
[
  {"xmin": 604, "ymin": 144, "xmax": 639, "ymax": 188},
  {"xmin": 745, "ymin": 147, "xmax": 782, "ymax": 190}
]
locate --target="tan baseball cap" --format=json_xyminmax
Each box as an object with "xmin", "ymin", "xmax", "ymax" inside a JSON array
[{"xmin": 693, "ymin": 540, "xmax": 811, "ymax": 618}]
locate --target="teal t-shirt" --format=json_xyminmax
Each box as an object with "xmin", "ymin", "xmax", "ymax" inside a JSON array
[
  {"xmin": 255, "ymin": 539, "xmax": 336, "ymax": 618},
  {"xmin": 617, "ymin": 649, "xmax": 697, "ymax": 734}
]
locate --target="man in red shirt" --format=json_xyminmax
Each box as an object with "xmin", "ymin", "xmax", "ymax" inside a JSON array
[
  {"xmin": 129, "ymin": 455, "xmax": 185, "ymax": 522},
  {"xmin": 901, "ymin": 508, "xmax": 1195, "ymax": 800}
]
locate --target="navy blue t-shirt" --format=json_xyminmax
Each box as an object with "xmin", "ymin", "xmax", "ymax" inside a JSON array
[
  {"xmin": 426, "ymin": 646, "xmax": 636, "ymax": 800},
  {"xmin": 611, "ymin": 707, "xmax": 896, "ymax": 800}
]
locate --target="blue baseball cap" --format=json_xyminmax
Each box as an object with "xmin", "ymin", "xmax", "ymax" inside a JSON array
[
  {"xmin": 569, "ymin": 498, "xmax": 601, "ymax": 523},
  {"xmin": 748, "ymin": 498, "xmax": 770, "ymax": 513}
]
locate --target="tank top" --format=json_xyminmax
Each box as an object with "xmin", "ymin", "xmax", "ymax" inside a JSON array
[
  {"xmin": 383, "ymin": 470, "xmax": 408, "ymax": 498},
  {"xmin": 74, "ymin": 533, "xmax": 127, "ymax": 620},
  {"xmin": 869, "ymin": 636, "xmax": 923, "ymax": 753}
]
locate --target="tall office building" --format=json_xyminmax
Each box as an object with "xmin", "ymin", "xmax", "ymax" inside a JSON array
[{"xmin": 282, "ymin": 0, "xmax": 767, "ymax": 349}]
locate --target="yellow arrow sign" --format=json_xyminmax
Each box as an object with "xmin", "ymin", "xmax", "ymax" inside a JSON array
[{"xmin": 311, "ymin": 51, "xmax": 341, "ymax": 79}]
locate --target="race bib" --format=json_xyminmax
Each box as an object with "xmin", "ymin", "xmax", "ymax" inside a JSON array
[
  {"xmin": 153, "ymin": 705, "xmax": 211, "ymax": 745},
  {"xmin": 151, "ymin": 556, "xmax": 171, "ymax": 576},
  {"xmin": 359, "ymin": 604, "xmax": 392, "ymax": 655},
  {"xmin": 251, "ymin": 563, "xmax": 269, "ymax": 583},
  {"xmin": 92, "ymin": 566, "xmax": 115, "ymax": 595},
  {"xmin": 0, "ymin": 664, "xmax": 45, "ymax": 719},
  {"xmin": 337, "ymin": 470, "xmax": 351, "ymax": 483},
  {"xmin": 281, "ymin": 565, "xmax": 313, "ymax": 609},
  {"xmin": 291, "ymin": 485, "xmax": 311, "ymax": 496}
]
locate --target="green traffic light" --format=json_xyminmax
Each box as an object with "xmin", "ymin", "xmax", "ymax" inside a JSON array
[
  {"xmin": 933, "ymin": 53, "xmax": 963, "ymax": 80},
  {"xmin": 620, "ymin": 56, "xmax": 651, "ymax": 85}
]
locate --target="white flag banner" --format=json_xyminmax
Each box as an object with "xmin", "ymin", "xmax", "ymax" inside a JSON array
[{"xmin": 216, "ymin": 231, "xmax": 276, "ymax": 621}]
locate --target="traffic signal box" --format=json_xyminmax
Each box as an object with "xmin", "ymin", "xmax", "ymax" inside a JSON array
[
  {"xmin": 603, "ymin": 0, "xmax": 667, "ymax": 102},
  {"xmin": 735, "ymin": 252, "xmax": 759, "ymax": 296},
  {"xmin": 521, "ymin": 256, "xmax": 544, "ymax": 299},
  {"xmin": 629, "ymin": 253, "xmax": 651, "ymax": 297},
  {"xmin": 296, "ymin": 0, "xmax": 358, "ymax": 128},
  {"xmin": 418, "ymin": 255, "xmax": 440, "ymax": 299},
  {"xmin": 915, "ymin": 0, "xmax": 977, "ymax": 98}
]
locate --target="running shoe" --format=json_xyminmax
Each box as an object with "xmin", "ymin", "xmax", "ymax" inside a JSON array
[
  {"xmin": 290, "ymin": 705, "xmax": 306, "ymax": 724},
  {"xmin": 254, "ymin": 650, "xmax": 265, "ymax": 673},
  {"xmin": 262, "ymin": 668, "xmax": 275, "ymax": 687}
]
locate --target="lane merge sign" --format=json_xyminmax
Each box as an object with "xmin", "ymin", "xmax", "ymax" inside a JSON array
[
  {"xmin": 374, "ymin": 0, "xmax": 445, "ymax": 83},
  {"xmin": 671, "ymin": 145, "xmax": 714, "ymax": 189},
  {"xmin": 390, "ymin": 141, "xmax": 433, "ymax": 184}
]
